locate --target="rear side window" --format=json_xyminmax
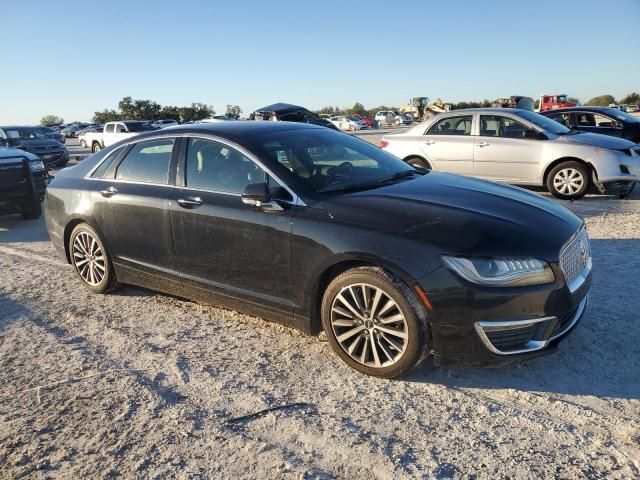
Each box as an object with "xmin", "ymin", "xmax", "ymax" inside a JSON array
[
  {"xmin": 115, "ymin": 138, "xmax": 174, "ymax": 184},
  {"xmin": 426, "ymin": 115, "xmax": 473, "ymax": 135},
  {"xmin": 92, "ymin": 146, "xmax": 125, "ymax": 178},
  {"xmin": 105, "ymin": 124, "xmax": 115, "ymax": 133}
]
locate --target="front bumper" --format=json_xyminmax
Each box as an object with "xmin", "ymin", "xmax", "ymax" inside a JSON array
[
  {"xmin": 418, "ymin": 261, "xmax": 591, "ymax": 367},
  {"xmin": 592, "ymin": 151, "xmax": 640, "ymax": 184}
]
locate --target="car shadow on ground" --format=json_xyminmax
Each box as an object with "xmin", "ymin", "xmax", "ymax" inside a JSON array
[
  {"xmin": 405, "ymin": 237, "xmax": 640, "ymax": 401},
  {"xmin": 0, "ymin": 214, "xmax": 50, "ymax": 243}
]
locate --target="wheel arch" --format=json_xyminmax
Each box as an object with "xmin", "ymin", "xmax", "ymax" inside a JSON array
[
  {"xmin": 543, "ymin": 156, "xmax": 595, "ymax": 184},
  {"xmin": 62, "ymin": 217, "xmax": 108, "ymax": 264},
  {"xmin": 403, "ymin": 155, "xmax": 432, "ymax": 169},
  {"xmin": 306, "ymin": 254, "xmax": 418, "ymax": 335}
]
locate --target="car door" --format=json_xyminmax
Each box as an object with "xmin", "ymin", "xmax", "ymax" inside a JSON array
[
  {"xmin": 102, "ymin": 123, "xmax": 118, "ymax": 146},
  {"xmin": 96, "ymin": 136, "xmax": 178, "ymax": 278},
  {"xmin": 420, "ymin": 114, "xmax": 474, "ymax": 175},
  {"xmin": 473, "ymin": 115, "xmax": 543, "ymax": 182},
  {"xmin": 574, "ymin": 111, "xmax": 623, "ymax": 138},
  {"xmin": 170, "ymin": 136, "xmax": 294, "ymax": 314}
]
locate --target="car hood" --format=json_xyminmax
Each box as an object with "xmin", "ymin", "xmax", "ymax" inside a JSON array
[
  {"xmin": 561, "ymin": 131, "xmax": 636, "ymax": 149},
  {"xmin": 323, "ymin": 172, "xmax": 583, "ymax": 261},
  {"xmin": 0, "ymin": 146, "xmax": 39, "ymax": 161},
  {"xmin": 19, "ymin": 138, "xmax": 65, "ymax": 149}
]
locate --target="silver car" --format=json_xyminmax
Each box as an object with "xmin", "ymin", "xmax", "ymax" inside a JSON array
[{"xmin": 380, "ymin": 108, "xmax": 640, "ymax": 199}]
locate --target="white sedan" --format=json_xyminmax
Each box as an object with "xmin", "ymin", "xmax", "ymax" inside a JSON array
[
  {"xmin": 379, "ymin": 108, "xmax": 640, "ymax": 199},
  {"xmin": 330, "ymin": 116, "xmax": 361, "ymax": 131}
]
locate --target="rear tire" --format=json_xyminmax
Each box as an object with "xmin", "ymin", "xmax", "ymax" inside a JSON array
[
  {"xmin": 547, "ymin": 161, "xmax": 590, "ymax": 199},
  {"xmin": 92, "ymin": 142, "xmax": 102, "ymax": 153},
  {"xmin": 69, "ymin": 223, "xmax": 119, "ymax": 294},
  {"xmin": 321, "ymin": 266, "xmax": 428, "ymax": 378},
  {"xmin": 80, "ymin": 139, "xmax": 86, "ymax": 148},
  {"xmin": 406, "ymin": 157, "xmax": 431, "ymax": 170}
]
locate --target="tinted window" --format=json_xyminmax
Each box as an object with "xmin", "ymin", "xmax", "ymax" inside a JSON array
[
  {"xmin": 124, "ymin": 121, "xmax": 157, "ymax": 132},
  {"xmin": 92, "ymin": 146, "xmax": 126, "ymax": 178},
  {"xmin": 426, "ymin": 115, "xmax": 473, "ymax": 135},
  {"xmin": 185, "ymin": 138, "xmax": 265, "ymax": 193},
  {"xmin": 480, "ymin": 116, "xmax": 531, "ymax": 138},
  {"xmin": 115, "ymin": 138, "xmax": 174, "ymax": 184},
  {"xmin": 576, "ymin": 112, "xmax": 616, "ymax": 128},
  {"xmin": 547, "ymin": 112, "xmax": 572, "ymax": 127}
]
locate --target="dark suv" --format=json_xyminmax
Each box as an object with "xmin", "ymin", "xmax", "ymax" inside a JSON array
[
  {"xmin": 0, "ymin": 126, "xmax": 70, "ymax": 168},
  {"xmin": 0, "ymin": 147, "xmax": 48, "ymax": 219}
]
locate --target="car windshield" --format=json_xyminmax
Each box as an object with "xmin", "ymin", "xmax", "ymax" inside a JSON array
[
  {"xmin": 249, "ymin": 128, "xmax": 420, "ymax": 194},
  {"xmin": 124, "ymin": 122, "xmax": 157, "ymax": 132},
  {"xmin": 603, "ymin": 108, "xmax": 640, "ymax": 123},
  {"xmin": 0, "ymin": 127, "xmax": 48, "ymax": 140},
  {"xmin": 517, "ymin": 110, "xmax": 572, "ymax": 135}
]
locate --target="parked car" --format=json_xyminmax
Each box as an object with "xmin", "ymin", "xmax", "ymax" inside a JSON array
[
  {"xmin": 200, "ymin": 115, "xmax": 235, "ymax": 123},
  {"xmin": 347, "ymin": 115, "xmax": 368, "ymax": 129},
  {"xmin": 627, "ymin": 105, "xmax": 639, "ymax": 113},
  {"xmin": 62, "ymin": 123, "xmax": 89, "ymax": 138},
  {"xmin": 375, "ymin": 111, "xmax": 396, "ymax": 126},
  {"xmin": 393, "ymin": 112, "xmax": 413, "ymax": 125},
  {"xmin": 44, "ymin": 122, "xmax": 591, "ymax": 377},
  {"xmin": 329, "ymin": 115, "xmax": 361, "ymax": 131},
  {"xmin": 250, "ymin": 103, "xmax": 338, "ymax": 130},
  {"xmin": 84, "ymin": 121, "xmax": 158, "ymax": 153},
  {"xmin": 77, "ymin": 126, "xmax": 104, "ymax": 148},
  {"xmin": 379, "ymin": 108, "xmax": 640, "ymax": 199},
  {"xmin": 152, "ymin": 119, "xmax": 179, "ymax": 129},
  {"xmin": 34, "ymin": 125, "xmax": 65, "ymax": 144},
  {"xmin": 0, "ymin": 126, "xmax": 69, "ymax": 168},
  {"xmin": 540, "ymin": 106, "xmax": 640, "ymax": 143},
  {"xmin": 353, "ymin": 114, "xmax": 375, "ymax": 128},
  {"xmin": 0, "ymin": 146, "xmax": 48, "ymax": 219}
]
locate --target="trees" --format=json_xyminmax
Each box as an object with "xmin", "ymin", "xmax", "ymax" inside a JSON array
[
  {"xmin": 586, "ymin": 95, "xmax": 615, "ymax": 106},
  {"xmin": 347, "ymin": 102, "xmax": 367, "ymax": 115},
  {"xmin": 40, "ymin": 115, "xmax": 64, "ymax": 126},
  {"xmin": 225, "ymin": 105, "xmax": 242, "ymax": 119},
  {"xmin": 620, "ymin": 92, "xmax": 640, "ymax": 105},
  {"xmin": 92, "ymin": 109, "xmax": 121, "ymax": 124}
]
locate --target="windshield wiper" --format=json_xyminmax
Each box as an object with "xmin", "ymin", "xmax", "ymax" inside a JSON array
[
  {"xmin": 376, "ymin": 169, "xmax": 422, "ymax": 183},
  {"xmin": 317, "ymin": 170, "xmax": 422, "ymax": 193}
]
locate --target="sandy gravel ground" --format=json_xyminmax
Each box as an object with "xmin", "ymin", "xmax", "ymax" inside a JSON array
[{"xmin": 0, "ymin": 176, "xmax": 639, "ymax": 478}]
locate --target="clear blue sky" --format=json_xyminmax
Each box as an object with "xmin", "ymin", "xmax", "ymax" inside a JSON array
[{"xmin": 1, "ymin": 0, "xmax": 638, "ymax": 123}]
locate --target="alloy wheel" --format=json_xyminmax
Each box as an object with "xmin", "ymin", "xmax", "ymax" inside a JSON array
[
  {"xmin": 553, "ymin": 168, "xmax": 584, "ymax": 195},
  {"xmin": 330, "ymin": 283, "xmax": 408, "ymax": 368},
  {"xmin": 72, "ymin": 231, "xmax": 106, "ymax": 286}
]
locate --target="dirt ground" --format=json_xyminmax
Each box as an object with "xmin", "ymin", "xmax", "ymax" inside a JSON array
[{"xmin": 0, "ymin": 171, "xmax": 639, "ymax": 478}]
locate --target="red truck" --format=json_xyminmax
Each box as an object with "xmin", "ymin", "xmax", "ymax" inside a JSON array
[{"xmin": 539, "ymin": 94, "xmax": 576, "ymax": 111}]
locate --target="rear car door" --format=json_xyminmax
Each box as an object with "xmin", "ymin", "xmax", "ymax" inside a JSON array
[
  {"xmin": 95, "ymin": 136, "xmax": 178, "ymax": 278},
  {"xmin": 473, "ymin": 115, "xmax": 542, "ymax": 182},
  {"xmin": 170, "ymin": 137, "xmax": 294, "ymax": 315},
  {"xmin": 420, "ymin": 114, "xmax": 474, "ymax": 175}
]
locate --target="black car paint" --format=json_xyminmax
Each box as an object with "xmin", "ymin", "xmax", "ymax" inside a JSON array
[
  {"xmin": 540, "ymin": 106, "xmax": 640, "ymax": 143},
  {"xmin": 0, "ymin": 156, "xmax": 47, "ymax": 216},
  {"xmin": 44, "ymin": 122, "xmax": 589, "ymax": 367},
  {"xmin": 0, "ymin": 126, "xmax": 69, "ymax": 167},
  {"xmin": 251, "ymin": 103, "xmax": 338, "ymax": 130}
]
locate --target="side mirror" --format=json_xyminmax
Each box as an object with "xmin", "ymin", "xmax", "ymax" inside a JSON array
[{"xmin": 241, "ymin": 182, "xmax": 284, "ymax": 212}]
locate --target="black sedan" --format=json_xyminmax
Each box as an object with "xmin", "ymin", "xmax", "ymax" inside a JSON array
[
  {"xmin": 540, "ymin": 106, "xmax": 640, "ymax": 143},
  {"xmin": 44, "ymin": 122, "xmax": 591, "ymax": 377}
]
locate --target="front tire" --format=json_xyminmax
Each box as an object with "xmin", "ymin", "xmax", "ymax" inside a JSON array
[
  {"xmin": 69, "ymin": 223, "xmax": 119, "ymax": 294},
  {"xmin": 547, "ymin": 161, "xmax": 590, "ymax": 199},
  {"xmin": 321, "ymin": 267, "xmax": 428, "ymax": 378}
]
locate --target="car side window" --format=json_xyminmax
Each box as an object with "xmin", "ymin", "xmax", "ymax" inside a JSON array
[
  {"xmin": 576, "ymin": 112, "xmax": 615, "ymax": 128},
  {"xmin": 105, "ymin": 124, "xmax": 115, "ymax": 133},
  {"xmin": 115, "ymin": 138, "xmax": 174, "ymax": 184},
  {"xmin": 92, "ymin": 146, "xmax": 126, "ymax": 178},
  {"xmin": 426, "ymin": 115, "xmax": 473, "ymax": 136},
  {"xmin": 480, "ymin": 116, "xmax": 532, "ymax": 139},
  {"xmin": 185, "ymin": 138, "xmax": 265, "ymax": 193},
  {"xmin": 547, "ymin": 112, "xmax": 572, "ymax": 127}
]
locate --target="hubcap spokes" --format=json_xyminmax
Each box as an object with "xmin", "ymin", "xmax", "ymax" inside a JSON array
[
  {"xmin": 72, "ymin": 232, "xmax": 105, "ymax": 286},
  {"xmin": 554, "ymin": 168, "xmax": 584, "ymax": 195},
  {"xmin": 331, "ymin": 283, "xmax": 408, "ymax": 368}
]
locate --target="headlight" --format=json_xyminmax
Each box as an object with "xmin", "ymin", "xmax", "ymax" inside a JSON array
[
  {"xmin": 29, "ymin": 160, "xmax": 45, "ymax": 171},
  {"xmin": 441, "ymin": 256, "xmax": 555, "ymax": 287}
]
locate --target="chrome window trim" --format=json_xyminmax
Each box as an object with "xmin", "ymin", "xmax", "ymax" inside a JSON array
[
  {"xmin": 475, "ymin": 296, "xmax": 588, "ymax": 355},
  {"xmin": 84, "ymin": 132, "xmax": 307, "ymax": 207}
]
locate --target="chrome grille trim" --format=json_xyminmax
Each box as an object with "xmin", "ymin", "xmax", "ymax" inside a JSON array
[{"xmin": 559, "ymin": 227, "xmax": 592, "ymax": 293}]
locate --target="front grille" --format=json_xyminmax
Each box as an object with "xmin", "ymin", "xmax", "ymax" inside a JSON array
[
  {"xmin": 559, "ymin": 228, "xmax": 591, "ymax": 292},
  {"xmin": 485, "ymin": 325, "xmax": 536, "ymax": 351}
]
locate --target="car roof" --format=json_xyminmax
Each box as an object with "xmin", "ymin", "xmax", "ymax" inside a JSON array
[
  {"xmin": 253, "ymin": 103, "xmax": 309, "ymax": 114},
  {"xmin": 434, "ymin": 108, "xmax": 531, "ymax": 114},
  {"xmin": 539, "ymin": 106, "xmax": 611, "ymax": 114}
]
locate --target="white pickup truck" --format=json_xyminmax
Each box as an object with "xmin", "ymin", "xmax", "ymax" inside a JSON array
[{"xmin": 84, "ymin": 121, "xmax": 158, "ymax": 153}]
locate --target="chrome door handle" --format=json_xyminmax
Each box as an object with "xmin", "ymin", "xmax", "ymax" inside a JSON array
[
  {"xmin": 424, "ymin": 140, "xmax": 435, "ymax": 145},
  {"xmin": 100, "ymin": 186, "xmax": 118, "ymax": 197},
  {"xmin": 478, "ymin": 141, "xmax": 490, "ymax": 147},
  {"xmin": 177, "ymin": 197, "xmax": 203, "ymax": 208}
]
